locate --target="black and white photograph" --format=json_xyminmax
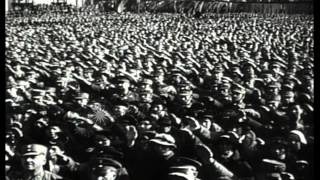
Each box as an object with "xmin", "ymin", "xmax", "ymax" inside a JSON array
[{"xmin": 5, "ymin": 0, "xmax": 314, "ymax": 180}]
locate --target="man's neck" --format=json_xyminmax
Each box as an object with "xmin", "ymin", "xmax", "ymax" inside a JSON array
[{"xmin": 26, "ymin": 167, "xmax": 44, "ymax": 177}]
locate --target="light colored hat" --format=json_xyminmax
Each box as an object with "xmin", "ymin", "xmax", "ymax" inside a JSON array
[
  {"xmin": 289, "ymin": 130, "xmax": 307, "ymax": 145},
  {"xmin": 150, "ymin": 133, "xmax": 176, "ymax": 148},
  {"xmin": 21, "ymin": 144, "xmax": 48, "ymax": 156}
]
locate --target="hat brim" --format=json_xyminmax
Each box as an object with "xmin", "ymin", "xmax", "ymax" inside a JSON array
[
  {"xmin": 150, "ymin": 139, "xmax": 176, "ymax": 148},
  {"xmin": 22, "ymin": 152, "xmax": 44, "ymax": 156}
]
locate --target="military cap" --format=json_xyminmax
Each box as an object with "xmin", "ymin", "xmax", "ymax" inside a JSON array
[
  {"xmin": 171, "ymin": 69, "xmax": 185, "ymax": 76},
  {"xmin": 170, "ymin": 156, "xmax": 202, "ymax": 169},
  {"xmin": 267, "ymin": 81, "xmax": 281, "ymax": 89},
  {"xmin": 216, "ymin": 131, "xmax": 240, "ymax": 145},
  {"xmin": 139, "ymin": 88, "xmax": 153, "ymax": 94},
  {"xmin": 295, "ymin": 160, "xmax": 309, "ymax": 166},
  {"xmin": 75, "ymin": 92, "xmax": 90, "ymax": 100},
  {"xmin": 219, "ymin": 81, "xmax": 231, "ymax": 89},
  {"xmin": 270, "ymin": 61, "xmax": 286, "ymax": 69},
  {"xmin": 158, "ymin": 116, "xmax": 173, "ymax": 126},
  {"xmin": 91, "ymin": 157, "xmax": 122, "ymax": 170},
  {"xmin": 167, "ymin": 173, "xmax": 191, "ymax": 180},
  {"xmin": 177, "ymin": 82, "xmax": 193, "ymax": 92},
  {"xmin": 140, "ymin": 78, "xmax": 153, "ymax": 85},
  {"xmin": 45, "ymin": 87, "xmax": 57, "ymax": 93},
  {"xmin": 212, "ymin": 66, "xmax": 224, "ymax": 73},
  {"xmin": 282, "ymin": 82, "xmax": 295, "ymax": 90},
  {"xmin": 282, "ymin": 91, "xmax": 295, "ymax": 97},
  {"xmin": 150, "ymin": 133, "xmax": 176, "ymax": 148},
  {"xmin": 289, "ymin": 130, "xmax": 307, "ymax": 145},
  {"xmin": 268, "ymin": 95, "xmax": 281, "ymax": 103},
  {"xmin": 231, "ymin": 83, "xmax": 246, "ymax": 94},
  {"xmin": 198, "ymin": 113, "xmax": 214, "ymax": 121},
  {"xmin": 260, "ymin": 159, "xmax": 286, "ymax": 173},
  {"xmin": 11, "ymin": 121, "xmax": 23, "ymax": 129},
  {"xmin": 25, "ymin": 70, "xmax": 38, "ymax": 76},
  {"xmin": 21, "ymin": 144, "xmax": 48, "ymax": 156},
  {"xmin": 32, "ymin": 89, "xmax": 46, "ymax": 99},
  {"xmin": 242, "ymin": 60, "xmax": 257, "ymax": 69},
  {"xmin": 114, "ymin": 74, "xmax": 135, "ymax": 84},
  {"xmin": 8, "ymin": 127, "xmax": 23, "ymax": 138}
]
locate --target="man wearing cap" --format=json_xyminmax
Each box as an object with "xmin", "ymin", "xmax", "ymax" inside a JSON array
[
  {"xmin": 86, "ymin": 157, "xmax": 127, "ymax": 180},
  {"xmin": 167, "ymin": 81, "xmax": 203, "ymax": 118},
  {"xmin": 212, "ymin": 133, "xmax": 254, "ymax": 180},
  {"xmin": 152, "ymin": 69, "xmax": 177, "ymax": 102},
  {"xmin": 167, "ymin": 157, "xmax": 202, "ymax": 180},
  {"xmin": 8, "ymin": 144, "xmax": 64, "ymax": 180},
  {"xmin": 108, "ymin": 74, "xmax": 139, "ymax": 105}
]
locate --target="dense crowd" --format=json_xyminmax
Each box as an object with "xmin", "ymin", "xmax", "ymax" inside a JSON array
[{"xmin": 5, "ymin": 11, "xmax": 313, "ymax": 180}]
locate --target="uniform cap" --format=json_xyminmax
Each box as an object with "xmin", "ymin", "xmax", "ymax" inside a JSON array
[
  {"xmin": 21, "ymin": 144, "xmax": 48, "ymax": 156},
  {"xmin": 231, "ymin": 83, "xmax": 246, "ymax": 94},
  {"xmin": 170, "ymin": 156, "xmax": 202, "ymax": 169},
  {"xmin": 282, "ymin": 91, "xmax": 295, "ymax": 97},
  {"xmin": 158, "ymin": 117, "xmax": 173, "ymax": 126},
  {"xmin": 75, "ymin": 92, "xmax": 90, "ymax": 100},
  {"xmin": 150, "ymin": 133, "xmax": 176, "ymax": 148},
  {"xmin": 91, "ymin": 157, "xmax": 122, "ymax": 170},
  {"xmin": 167, "ymin": 172, "xmax": 192, "ymax": 180},
  {"xmin": 267, "ymin": 81, "xmax": 281, "ymax": 89},
  {"xmin": 289, "ymin": 130, "xmax": 307, "ymax": 145},
  {"xmin": 140, "ymin": 78, "xmax": 153, "ymax": 85},
  {"xmin": 260, "ymin": 159, "xmax": 286, "ymax": 173},
  {"xmin": 31, "ymin": 89, "xmax": 46, "ymax": 98}
]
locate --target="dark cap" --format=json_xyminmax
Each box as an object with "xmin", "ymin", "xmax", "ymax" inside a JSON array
[
  {"xmin": 170, "ymin": 156, "xmax": 202, "ymax": 169},
  {"xmin": 32, "ymin": 89, "xmax": 46, "ymax": 98},
  {"xmin": 260, "ymin": 159, "xmax": 286, "ymax": 173},
  {"xmin": 75, "ymin": 92, "xmax": 89, "ymax": 100},
  {"xmin": 231, "ymin": 83, "xmax": 246, "ymax": 94},
  {"xmin": 140, "ymin": 78, "xmax": 153, "ymax": 85},
  {"xmin": 150, "ymin": 133, "xmax": 176, "ymax": 148},
  {"xmin": 267, "ymin": 81, "xmax": 281, "ymax": 89},
  {"xmin": 91, "ymin": 157, "xmax": 122, "ymax": 170},
  {"xmin": 158, "ymin": 116, "xmax": 172, "ymax": 126}
]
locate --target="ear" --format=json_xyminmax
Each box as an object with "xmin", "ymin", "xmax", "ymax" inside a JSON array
[{"xmin": 42, "ymin": 154, "xmax": 47, "ymax": 166}]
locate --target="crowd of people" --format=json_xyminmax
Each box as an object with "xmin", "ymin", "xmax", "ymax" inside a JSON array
[{"xmin": 5, "ymin": 10, "xmax": 313, "ymax": 180}]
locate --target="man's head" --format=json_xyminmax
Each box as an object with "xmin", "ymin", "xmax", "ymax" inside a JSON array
[
  {"xmin": 265, "ymin": 82, "xmax": 281, "ymax": 97},
  {"xmin": 212, "ymin": 68, "xmax": 224, "ymax": 82},
  {"xmin": 218, "ymin": 81, "xmax": 231, "ymax": 101},
  {"xmin": 158, "ymin": 117, "xmax": 173, "ymax": 133},
  {"xmin": 20, "ymin": 144, "xmax": 48, "ymax": 171},
  {"xmin": 137, "ymin": 119, "xmax": 153, "ymax": 133},
  {"xmin": 216, "ymin": 135, "xmax": 237, "ymax": 159},
  {"xmin": 231, "ymin": 84, "xmax": 246, "ymax": 103},
  {"xmin": 288, "ymin": 130, "xmax": 307, "ymax": 151},
  {"xmin": 113, "ymin": 103, "xmax": 128, "ymax": 118},
  {"xmin": 75, "ymin": 92, "xmax": 90, "ymax": 107},
  {"xmin": 267, "ymin": 138, "xmax": 288, "ymax": 161},
  {"xmin": 150, "ymin": 133, "xmax": 176, "ymax": 157},
  {"xmin": 139, "ymin": 89, "xmax": 153, "ymax": 103},
  {"xmin": 281, "ymin": 91, "xmax": 295, "ymax": 105},
  {"xmin": 176, "ymin": 82, "xmax": 193, "ymax": 106},
  {"xmin": 169, "ymin": 157, "xmax": 202, "ymax": 180},
  {"xmin": 45, "ymin": 125, "xmax": 62, "ymax": 141},
  {"xmin": 115, "ymin": 76, "xmax": 131, "ymax": 94},
  {"xmin": 90, "ymin": 157, "xmax": 122, "ymax": 180}
]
